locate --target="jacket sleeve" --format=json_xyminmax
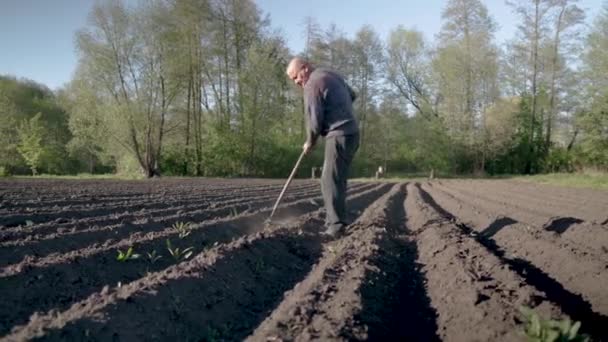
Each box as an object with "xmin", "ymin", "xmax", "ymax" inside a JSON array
[{"xmin": 305, "ymin": 86, "xmax": 325, "ymax": 146}]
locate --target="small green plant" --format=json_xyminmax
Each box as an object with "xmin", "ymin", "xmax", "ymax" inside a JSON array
[
  {"xmin": 172, "ymin": 221, "xmax": 193, "ymax": 239},
  {"xmin": 230, "ymin": 207, "xmax": 238, "ymax": 217},
  {"xmin": 146, "ymin": 250, "xmax": 162, "ymax": 264},
  {"xmin": 520, "ymin": 306, "xmax": 590, "ymax": 342},
  {"xmin": 116, "ymin": 246, "xmax": 141, "ymax": 262},
  {"xmin": 166, "ymin": 239, "xmax": 194, "ymax": 261},
  {"xmin": 254, "ymin": 258, "xmax": 266, "ymax": 273}
]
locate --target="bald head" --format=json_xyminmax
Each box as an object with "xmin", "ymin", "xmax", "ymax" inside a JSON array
[{"xmin": 286, "ymin": 57, "xmax": 315, "ymax": 87}]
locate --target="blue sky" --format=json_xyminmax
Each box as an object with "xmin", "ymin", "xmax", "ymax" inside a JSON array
[{"xmin": 0, "ymin": 0, "xmax": 603, "ymax": 90}]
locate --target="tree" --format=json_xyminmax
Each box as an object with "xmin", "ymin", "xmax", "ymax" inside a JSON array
[
  {"xmin": 0, "ymin": 89, "xmax": 21, "ymax": 172},
  {"xmin": 74, "ymin": 0, "xmax": 182, "ymax": 177},
  {"xmin": 545, "ymin": 0, "xmax": 584, "ymax": 148},
  {"xmin": 17, "ymin": 113, "xmax": 45, "ymax": 175},
  {"xmin": 434, "ymin": 0, "xmax": 499, "ymax": 172},
  {"xmin": 577, "ymin": 3, "xmax": 608, "ymax": 168},
  {"xmin": 386, "ymin": 27, "xmax": 437, "ymax": 118},
  {"xmin": 350, "ymin": 26, "xmax": 384, "ymax": 156}
]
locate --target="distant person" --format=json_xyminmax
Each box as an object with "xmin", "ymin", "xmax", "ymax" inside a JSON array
[
  {"xmin": 286, "ymin": 57, "xmax": 360, "ymax": 237},
  {"xmin": 375, "ymin": 166, "xmax": 385, "ymax": 179}
]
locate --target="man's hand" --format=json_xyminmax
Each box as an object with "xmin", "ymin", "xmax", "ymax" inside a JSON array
[{"xmin": 303, "ymin": 141, "xmax": 314, "ymax": 155}]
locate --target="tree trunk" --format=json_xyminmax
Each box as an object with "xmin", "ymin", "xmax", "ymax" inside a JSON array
[{"xmin": 547, "ymin": 5, "xmax": 566, "ymax": 149}]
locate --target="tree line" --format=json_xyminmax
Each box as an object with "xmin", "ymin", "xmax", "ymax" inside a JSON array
[{"xmin": 1, "ymin": 0, "xmax": 606, "ymax": 178}]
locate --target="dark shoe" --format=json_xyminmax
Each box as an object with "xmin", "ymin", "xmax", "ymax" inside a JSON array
[{"xmin": 321, "ymin": 224, "xmax": 345, "ymax": 238}]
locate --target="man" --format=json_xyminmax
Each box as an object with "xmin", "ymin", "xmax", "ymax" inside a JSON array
[{"xmin": 286, "ymin": 57, "xmax": 360, "ymax": 237}]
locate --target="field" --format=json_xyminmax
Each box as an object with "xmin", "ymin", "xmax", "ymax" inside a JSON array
[{"xmin": 0, "ymin": 178, "xmax": 607, "ymax": 341}]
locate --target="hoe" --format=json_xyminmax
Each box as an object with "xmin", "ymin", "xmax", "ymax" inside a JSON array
[{"xmin": 266, "ymin": 149, "xmax": 307, "ymax": 225}]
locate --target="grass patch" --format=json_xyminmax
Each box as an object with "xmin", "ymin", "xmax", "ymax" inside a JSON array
[{"xmin": 512, "ymin": 172, "xmax": 608, "ymax": 190}]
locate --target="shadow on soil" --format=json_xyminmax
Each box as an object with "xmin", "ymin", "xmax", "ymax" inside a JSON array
[
  {"xmin": 481, "ymin": 217, "xmax": 518, "ymax": 238},
  {"xmin": 415, "ymin": 183, "xmax": 608, "ymax": 342},
  {"xmin": 543, "ymin": 217, "xmax": 584, "ymax": 234},
  {"xmin": 357, "ymin": 185, "xmax": 440, "ymax": 341}
]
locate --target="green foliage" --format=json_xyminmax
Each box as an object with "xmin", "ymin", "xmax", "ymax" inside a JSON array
[
  {"xmin": 146, "ymin": 250, "xmax": 162, "ymax": 264},
  {"xmin": 575, "ymin": 96, "xmax": 608, "ymax": 169},
  {"xmin": 172, "ymin": 221, "xmax": 193, "ymax": 239},
  {"xmin": 116, "ymin": 246, "xmax": 141, "ymax": 262},
  {"xmin": 17, "ymin": 113, "xmax": 45, "ymax": 175},
  {"xmin": 1, "ymin": 0, "xmax": 605, "ymax": 177},
  {"xmin": 0, "ymin": 166, "xmax": 9, "ymax": 177},
  {"xmin": 166, "ymin": 239, "xmax": 194, "ymax": 261},
  {"xmin": 1, "ymin": 76, "xmax": 74, "ymax": 175},
  {"xmin": 519, "ymin": 307, "xmax": 590, "ymax": 342},
  {"xmin": 541, "ymin": 147, "xmax": 575, "ymax": 173}
]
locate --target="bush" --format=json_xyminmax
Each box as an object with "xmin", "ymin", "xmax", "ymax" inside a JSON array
[
  {"xmin": 0, "ymin": 166, "xmax": 10, "ymax": 177},
  {"xmin": 542, "ymin": 147, "xmax": 575, "ymax": 173}
]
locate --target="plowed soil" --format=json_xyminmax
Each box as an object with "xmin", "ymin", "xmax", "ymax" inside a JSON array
[{"xmin": 0, "ymin": 178, "xmax": 606, "ymax": 341}]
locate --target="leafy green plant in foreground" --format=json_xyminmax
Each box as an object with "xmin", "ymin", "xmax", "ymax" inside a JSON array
[
  {"xmin": 520, "ymin": 306, "xmax": 590, "ymax": 342},
  {"xmin": 116, "ymin": 247, "xmax": 141, "ymax": 262}
]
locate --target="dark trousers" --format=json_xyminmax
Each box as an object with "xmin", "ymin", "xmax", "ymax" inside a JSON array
[{"xmin": 321, "ymin": 133, "xmax": 360, "ymax": 229}]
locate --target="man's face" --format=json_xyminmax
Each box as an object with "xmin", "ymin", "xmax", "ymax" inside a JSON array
[{"xmin": 289, "ymin": 64, "xmax": 309, "ymax": 88}]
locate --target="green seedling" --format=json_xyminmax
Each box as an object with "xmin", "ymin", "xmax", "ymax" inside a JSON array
[
  {"xmin": 254, "ymin": 258, "xmax": 266, "ymax": 273},
  {"xmin": 116, "ymin": 246, "xmax": 141, "ymax": 262},
  {"xmin": 230, "ymin": 207, "xmax": 238, "ymax": 217},
  {"xmin": 146, "ymin": 250, "xmax": 162, "ymax": 264},
  {"xmin": 166, "ymin": 239, "xmax": 194, "ymax": 261},
  {"xmin": 519, "ymin": 306, "xmax": 590, "ymax": 342},
  {"xmin": 172, "ymin": 221, "xmax": 192, "ymax": 239}
]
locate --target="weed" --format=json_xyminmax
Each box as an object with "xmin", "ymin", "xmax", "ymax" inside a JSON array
[
  {"xmin": 204, "ymin": 326, "xmax": 221, "ymax": 342},
  {"xmin": 166, "ymin": 239, "xmax": 194, "ymax": 261},
  {"xmin": 146, "ymin": 250, "xmax": 162, "ymax": 264},
  {"xmin": 519, "ymin": 306, "xmax": 590, "ymax": 342},
  {"xmin": 116, "ymin": 246, "xmax": 141, "ymax": 262},
  {"xmin": 254, "ymin": 258, "xmax": 266, "ymax": 273},
  {"xmin": 172, "ymin": 221, "xmax": 192, "ymax": 239}
]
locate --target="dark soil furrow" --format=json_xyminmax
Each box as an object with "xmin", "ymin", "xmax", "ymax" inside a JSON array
[
  {"xmin": 477, "ymin": 179, "xmax": 608, "ymax": 206},
  {"xmin": 0, "ymin": 188, "xmax": 322, "ymax": 268},
  {"xmin": 15, "ymin": 181, "xmax": 317, "ymax": 211},
  {"xmin": 439, "ymin": 181, "xmax": 581, "ymax": 223},
  {"xmin": 248, "ymin": 183, "xmax": 440, "ymax": 341},
  {"xmin": 0, "ymin": 183, "xmax": 335, "ymax": 245},
  {"xmin": 0, "ymin": 183, "xmax": 373, "ymax": 269},
  {"xmin": 0, "ymin": 183, "xmax": 369, "ymax": 239},
  {"xmin": 421, "ymin": 182, "xmax": 608, "ymax": 317},
  {"xmin": 0, "ymin": 180, "xmax": 287, "ymax": 210},
  {"xmin": 0, "ymin": 182, "xmax": 319, "ymax": 228},
  {"xmin": 406, "ymin": 183, "xmax": 566, "ymax": 342},
  {"xmin": 2, "ymin": 177, "xmax": 604, "ymax": 341},
  {"xmin": 416, "ymin": 183, "xmax": 608, "ymax": 341},
  {"xmin": 247, "ymin": 184, "xmax": 403, "ymax": 341},
  {"xmin": 0, "ymin": 183, "xmax": 390, "ymax": 337},
  {"xmin": 429, "ymin": 181, "xmax": 608, "ymax": 265},
  {"xmin": 1, "ymin": 183, "xmax": 390, "ymax": 341},
  {"xmin": 442, "ymin": 180, "xmax": 606, "ymax": 224}
]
